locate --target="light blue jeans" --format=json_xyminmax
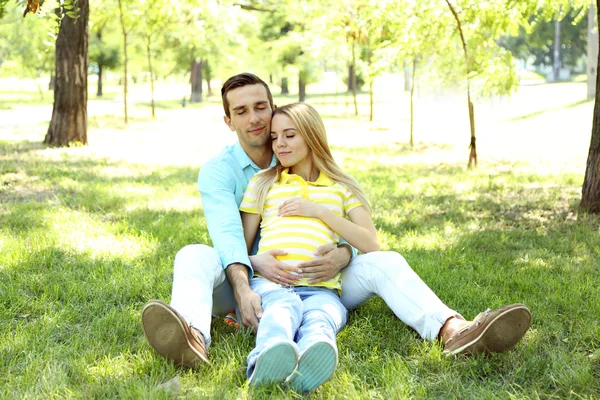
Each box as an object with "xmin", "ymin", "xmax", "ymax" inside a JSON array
[
  {"xmin": 246, "ymin": 277, "xmax": 348, "ymax": 378},
  {"xmin": 171, "ymin": 246, "xmax": 457, "ymax": 347}
]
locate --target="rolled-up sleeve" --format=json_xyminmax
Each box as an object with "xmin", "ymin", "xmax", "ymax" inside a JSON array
[{"xmin": 198, "ymin": 160, "xmax": 252, "ymax": 275}]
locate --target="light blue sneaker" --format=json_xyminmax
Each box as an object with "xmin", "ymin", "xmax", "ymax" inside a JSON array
[
  {"xmin": 249, "ymin": 340, "xmax": 299, "ymax": 387},
  {"xmin": 289, "ymin": 341, "xmax": 338, "ymax": 393}
]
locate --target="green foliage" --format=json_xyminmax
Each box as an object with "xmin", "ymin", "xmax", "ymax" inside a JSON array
[
  {"xmin": 0, "ymin": 5, "xmax": 55, "ymax": 79},
  {"xmin": 499, "ymin": 10, "xmax": 588, "ymax": 70},
  {"xmin": 0, "ymin": 0, "xmax": 9, "ymax": 19}
]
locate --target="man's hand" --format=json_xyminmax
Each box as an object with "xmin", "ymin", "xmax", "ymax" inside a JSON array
[
  {"xmin": 225, "ymin": 263, "xmax": 262, "ymax": 330},
  {"xmin": 278, "ymin": 197, "xmax": 325, "ymax": 219},
  {"xmin": 298, "ymin": 244, "xmax": 352, "ymax": 284},
  {"xmin": 235, "ymin": 287, "xmax": 263, "ymax": 330},
  {"xmin": 250, "ymin": 250, "xmax": 301, "ymax": 285}
]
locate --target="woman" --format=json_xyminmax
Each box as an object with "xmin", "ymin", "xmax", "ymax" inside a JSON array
[{"xmin": 240, "ymin": 102, "xmax": 379, "ymax": 392}]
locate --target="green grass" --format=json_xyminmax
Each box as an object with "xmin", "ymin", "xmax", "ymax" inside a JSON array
[{"xmin": 1, "ymin": 127, "xmax": 599, "ymax": 399}]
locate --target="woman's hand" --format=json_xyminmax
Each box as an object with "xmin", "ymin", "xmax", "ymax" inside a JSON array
[
  {"xmin": 277, "ymin": 197, "xmax": 325, "ymax": 219},
  {"xmin": 250, "ymin": 250, "xmax": 302, "ymax": 285}
]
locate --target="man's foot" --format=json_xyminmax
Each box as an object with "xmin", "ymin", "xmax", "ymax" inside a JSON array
[
  {"xmin": 288, "ymin": 341, "xmax": 337, "ymax": 393},
  {"xmin": 141, "ymin": 300, "xmax": 209, "ymax": 367},
  {"xmin": 443, "ymin": 303, "xmax": 532, "ymax": 355},
  {"xmin": 249, "ymin": 341, "xmax": 299, "ymax": 387}
]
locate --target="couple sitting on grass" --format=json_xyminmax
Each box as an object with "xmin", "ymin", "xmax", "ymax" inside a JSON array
[{"xmin": 141, "ymin": 73, "xmax": 532, "ymax": 393}]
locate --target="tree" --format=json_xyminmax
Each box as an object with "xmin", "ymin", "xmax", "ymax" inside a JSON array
[
  {"xmin": 139, "ymin": 0, "xmax": 176, "ymax": 117},
  {"xmin": 89, "ymin": 2, "xmax": 120, "ymax": 97},
  {"xmin": 0, "ymin": 5, "xmax": 55, "ymax": 97},
  {"xmin": 44, "ymin": 0, "xmax": 89, "ymax": 146},
  {"xmin": 395, "ymin": 1, "xmax": 449, "ymax": 148},
  {"xmin": 89, "ymin": 23, "xmax": 120, "ymax": 97},
  {"xmin": 115, "ymin": 0, "xmax": 139, "ymax": 123},
  {"xmin": 581, "ymin": 0, "xmax": 600, "ymax": 212}
]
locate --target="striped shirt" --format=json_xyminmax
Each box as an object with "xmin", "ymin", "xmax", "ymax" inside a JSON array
[{"xmin": 240, "ymin": 168, "xmax": 362, "ymax": 291}]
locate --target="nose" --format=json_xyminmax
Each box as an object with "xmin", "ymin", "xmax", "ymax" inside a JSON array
[
  {"xmin": 275, "ymin": 136, "xmax": 286, "ymax": 147},
  {"xmin": 249, "ymin": 110, "xmax": 260, "ymax": 124}
]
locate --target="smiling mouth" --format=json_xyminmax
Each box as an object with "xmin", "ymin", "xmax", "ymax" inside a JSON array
[
  {"xmin": 248, "ymin": 126, "xmax": 264, "ymax": 134},
  {"xmin": 278, "ymin": 152, "xmax": 291, "ymax": 156}
]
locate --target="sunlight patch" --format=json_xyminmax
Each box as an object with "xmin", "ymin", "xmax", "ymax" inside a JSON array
[
  {"xmin": 48, "ymin": 209, "xmax": 153, "ymax": 259},
  {"xmin": 146, "ymin": 196, "xmax": 200, "ymax": 212},
  {"xmin": 87, "ymin": 355, "xmax": 133, "ymax": 381}
]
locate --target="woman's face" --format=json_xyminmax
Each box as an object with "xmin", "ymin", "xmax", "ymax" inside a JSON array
[{"xmin": 270, "ymin": 113, "xmax": 311, "ymax": 168}]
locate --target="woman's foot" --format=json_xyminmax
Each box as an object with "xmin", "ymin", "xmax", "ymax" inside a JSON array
[
  {"xmin": 249, "ymin": 340, "xmax": 299, "ymax": 387},
  {"xmin": 288, "ymin": 341, "xmax": 337, "ymax": 393}
]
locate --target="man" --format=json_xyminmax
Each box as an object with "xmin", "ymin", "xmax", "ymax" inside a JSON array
[{"xmin": 141, "ymin": 72, "xmax": 532, "ymax": 370}]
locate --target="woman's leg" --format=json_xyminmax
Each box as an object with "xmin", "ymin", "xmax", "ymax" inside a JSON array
[
  {"xmin": 290, "ymin": 288, "xmax": 347, "ymax": 392},
  {"xmin": 246, "ymin": 278, "xmax": 302, "ymax": 382}
]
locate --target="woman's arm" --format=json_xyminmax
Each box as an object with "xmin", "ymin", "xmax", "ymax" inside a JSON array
[
  {"xmin": 277, "ymin": 198, "xmax": 380, "ymax": 253},
  {"xmin": 241, "ymin": 212, "xmax": 261, "ymax": 254}
]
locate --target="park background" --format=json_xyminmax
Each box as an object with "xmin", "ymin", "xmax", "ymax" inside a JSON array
[{"xmin": 1, "ymin": 0, "xmax": 599, "ymax": 399}]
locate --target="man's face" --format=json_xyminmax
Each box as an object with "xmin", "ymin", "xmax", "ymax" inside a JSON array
[{"xmin": 224, "ymin": 84, "xmax": 272, "ymax": 152}]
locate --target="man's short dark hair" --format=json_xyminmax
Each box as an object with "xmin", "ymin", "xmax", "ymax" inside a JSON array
[{"xmin": 221, "ymin": 73, "xmax": 273, "ymax": 118}]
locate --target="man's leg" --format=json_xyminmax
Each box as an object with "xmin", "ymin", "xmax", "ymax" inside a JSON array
[
  {"xmin": 339, "ymin": 251, "xmax": 531, "ymax": 354},
  {"xmin": 290, "ymin": 288, "xmax": 347, "ymax": 393},
  {"xmin": 170, "ymin": 244, "xmax": 236, "ymax": 346},
  {"xmin": 246, "ymin": 278, "xmax": 301, "ymax": 385},
  {"xmin": 340, "ymin": 251, "xmax": 456, "ymax": 340},
  {"xmin": 142, "ymin": 244, "xmax": 236, "ymax": 367}
]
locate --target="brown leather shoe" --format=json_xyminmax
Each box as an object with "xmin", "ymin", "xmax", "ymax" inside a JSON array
[
  {"xmin": 443, "ymin": 303, "xmax": 532, "ymax": 355},
  {"xmin": 142, "ymin": 300, "xmax": 209, "ymax": 367}
]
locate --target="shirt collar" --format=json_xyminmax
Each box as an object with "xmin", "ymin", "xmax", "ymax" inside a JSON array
[
  {"xmin": 233, "ymin": 142, "xmax": 276, "ymax": 170},
  {"xmin": 279, "ymin": 168, "xmax": 334, "ymax": 186}
]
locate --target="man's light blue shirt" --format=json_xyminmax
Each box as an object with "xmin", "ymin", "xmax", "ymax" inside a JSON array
[{"xmin": 197, "ymin": 142, "xmax": 276, "ymax": 275}]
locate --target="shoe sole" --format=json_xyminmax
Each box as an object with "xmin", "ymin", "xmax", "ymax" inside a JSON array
[
  {"xmin": 141, "ymin": 300, "xmax": 209, "ymax": 367},
  {"xmin": 446, "ymin": 304, "xmax": 532, "ymax": 355},
  {"xmin": 249, "ymin": 341, "xmax": 298, "ymax": 387},
  {"xmin": 290, "ymin": 342, "xmax": 337, "ymax": 392}
]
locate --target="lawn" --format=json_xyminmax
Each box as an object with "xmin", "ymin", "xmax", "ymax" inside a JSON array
[{"xmin": 1, "ymin": 78, "xmax": 599, "ymax": 399}]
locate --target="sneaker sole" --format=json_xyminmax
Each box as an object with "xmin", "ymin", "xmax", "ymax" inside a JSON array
[
  {"xmin": 141, "ymin": 300, "xmax": 209, "ymax": 367},
  {"xmin": 249, "ymin": 341, "xmax": 298, "ymax": 387},
  {"xmin": 290, "ymin": 342, "xmax": 337, "ymax": 392},
  {"xmin": 446, "ymin": 304, "xmax": 532, "ymax": 355}
]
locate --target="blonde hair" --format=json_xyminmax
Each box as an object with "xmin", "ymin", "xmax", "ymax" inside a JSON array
[{"xmin": 252, "ymin": 102, "xmax": 371, "ymax": 214}]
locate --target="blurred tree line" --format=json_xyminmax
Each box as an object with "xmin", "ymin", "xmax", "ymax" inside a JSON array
[{"xmin": 0, "ymin": 0, "xmax": 598, "ymax": 211}]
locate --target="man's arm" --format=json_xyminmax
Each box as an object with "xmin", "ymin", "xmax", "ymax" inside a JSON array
[
  {"xmin": 225, "ymin": 263, "xmax": 262, "ymax": 330},
  {"xmin": 198, "ymin": 161, "xmax": 260, "ymax": 328},
  {"xmin": 198, "ymin": 161, "xmax": 252, "ymax": 274}
]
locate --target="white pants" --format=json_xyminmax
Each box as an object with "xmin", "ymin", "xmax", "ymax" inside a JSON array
[{"xmin": 170, "ymin": 245, "xmax": 457, "ymax": 348}]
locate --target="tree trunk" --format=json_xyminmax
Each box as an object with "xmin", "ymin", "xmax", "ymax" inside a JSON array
[
  {"xmin": 588, "ymin": 3, "xmax": 598, "ymax": 100},
  {"xmin": 204, "ymin": 60, "xmax": 212, "ymax": 97},
  {"xmin": 347, "ymin": 63, "xmax": 354, "ymax": 92},
  {"xmin": 48, "ymin": 74, "xmax": 55, "ymax": 91},
  {"xmin": 553, "ymin": 19, "xmax": 562, "ymax": 82},
  {"xmin": 404, "ymin": 60, "xmax": 412, "ymax": 92},
  {"xmin": 190, "ymin": 59, "xmax": 203, "ymax": 103},
  {"xmin": 351, "ymin": 44, "xmax": 358, "ymax": 116},
  {"xmin": 146, "ymin": 40, "xmax": 156, "ymax": 118},
  {"xmin": 446, "ymin": 0, "xmax": 477, "ymax": 167},
  {"xmin": 97, "ymin": 64, "xmax": 103, "ymax": 97},
  {"xmin": 580, "ymin": 0, "xmax": 600, "ymax": 213},
  {"xmin": 410, "ymin": 58, "xmax": 416, "ymax": 148},
  {"xmin": 117, "ymin": 0, "xmax": 129, "ymax": 124},
  {"xmin": 281, "ymin": 77, "xmax": 289, "ymax": 94},
  {"xmin": 298, "ymin": 75, "xmax": 306, "ymax": 102},
  {"xmin": 44, "ymin": 0, "xmax": 89, "ymax": 146}
]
